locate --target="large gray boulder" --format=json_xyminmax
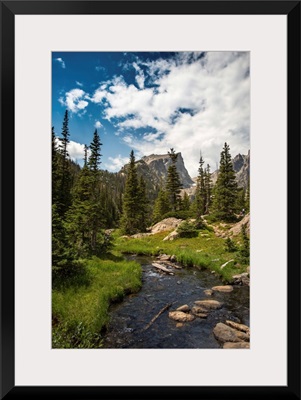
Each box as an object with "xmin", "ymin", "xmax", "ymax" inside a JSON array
[{"xmin": 213, "ymin": 322, "xmax": 249, "ymax": 343}]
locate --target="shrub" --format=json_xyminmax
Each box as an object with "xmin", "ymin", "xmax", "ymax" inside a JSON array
[
  {"xmin": 162, "ymin": 210, "xmax": 192, "ymax": 220},
  {"xmin": 224, "ymin": 237, "xmax": 237, "ymax": 252},
  {"xmin": 177, "ymin": 221, "xmax": 198, "ymax": 238},
  {"xmin": 237, "ymin": 223, "xmax": 250, "ymax": 264}
]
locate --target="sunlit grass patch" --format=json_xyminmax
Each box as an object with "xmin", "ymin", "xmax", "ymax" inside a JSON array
[{"xmin": 52, "ymin": 257, "xmax": 142, "ymax": 348}]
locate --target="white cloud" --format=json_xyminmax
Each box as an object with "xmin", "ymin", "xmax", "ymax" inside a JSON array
[
  {"xmin": 55, "ymin": 57, "xmax": 66, "ymax": 69},
  {"xmin": 104, "ymin": 155, "xmax": 129, "ymax": 172},
  {"xmin": 76, "ymin": 81, "xmax": 83, "ymax": 87},
  {"xmin": 91, "ymin": 52, "xmax": 250, "ymax": 177},
  {"xmin": 94, "ymin": 121, "xmax": 103, "ymax": 128},
  {"xmin": 133, "ymin": 62, "xmax": 145, "ymax": 89},
  {"xmin": 59, "ymin": 88, "xmax": 89, "ymax": 113},
  {"xmin": 67, "ymin": 140, "xmax": 91, "ymax": 163}
]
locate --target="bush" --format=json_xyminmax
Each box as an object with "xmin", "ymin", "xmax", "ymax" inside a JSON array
[
  {"xmin": 177, "ymin": 221, "xmax": 198, "ymax": 238},
  {"xmin": 161, "ymin": 210, "xmax": 193, "ymax": 220},
  {"xmin": 237, "ymin": 223, "xmax": 250, "ymax": 264},
  {"xmin": 224, "ymin": 237, "xmax": 237, "ymax": 252}
]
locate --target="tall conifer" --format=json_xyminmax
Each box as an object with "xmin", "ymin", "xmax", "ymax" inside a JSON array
[
  {"xmin": 120, "ymin": 150, "xmax": 140, "ymax": 235},
  {"xmin": 213, "ymin": 142, "xmax": 238, "ymax": 221},
  {"xmin": 166, "ymin": 148, "xmax": 182, "ymax": 212}
]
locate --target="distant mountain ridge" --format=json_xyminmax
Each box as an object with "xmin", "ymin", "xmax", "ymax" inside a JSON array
[
  {"xmin": 120, "ymin": 150, "xmax": 250, "ymax": 193},
  {"xmin": 120, "ymin": 152, "xmax": 194, "ymax": 189}
]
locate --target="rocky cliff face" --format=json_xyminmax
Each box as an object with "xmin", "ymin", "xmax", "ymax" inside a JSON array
[
  {"xmin": 120, "ymin": 152, "xmax": 194, "ymax": 189},
  {"xmin": 140, "ymin": 153, "xmax": 194, "ymax": 188},
  {"xmin": 232, "ymin": 150, "xmax": 250, "ymax": 189}
]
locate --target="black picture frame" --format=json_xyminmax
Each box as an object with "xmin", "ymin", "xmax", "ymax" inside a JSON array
[{"xmin": 1, "ymin": 1, "xmax": 300, "ymax": 399}]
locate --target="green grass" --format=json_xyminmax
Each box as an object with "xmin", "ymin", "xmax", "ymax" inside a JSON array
[
  {"xmin": 52, "ymin": 257, "xmax": 142, "ymax": 348},
  {"xmin": 113, "ymin": 229, "xmax": 248, "ymax": 282}
]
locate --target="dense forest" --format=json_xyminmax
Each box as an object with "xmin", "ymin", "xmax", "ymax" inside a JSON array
[{"xmin": 52, "ymin": 110, "xmax": 250, "ymax": 348}]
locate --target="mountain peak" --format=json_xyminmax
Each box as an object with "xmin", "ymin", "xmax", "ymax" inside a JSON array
[{"xmin": 121, "ymin": 152, "xmax": 193, "ymax": 189}]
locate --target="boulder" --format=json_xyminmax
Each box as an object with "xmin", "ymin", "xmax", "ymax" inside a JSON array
[
  {"xmin": 191, "ymin": 307, "xmax": 208, "ymax": 318},
  {"xmin": 168, "ymin": 311, "xmax": 195, "ymax": 322},
  {"xmin": 163, "ymin": 231, "xmax": 179, "ymax": 241},
  {"xmin": 223, "ymin": 342, "xmax": 250, "ymax": 349},
  {"xmin": 191, "ymin": 305, "xmax": 209, "ymax": 314},
  {"xmin": 194, "ymin": 299, "xmax": 223, "ymax": 310},
  {"xmin": 176, "ymin": 304, "xmax": 190, "ymax": 312},
  {"xmin": 204, "ymin": 289, "xmax": 213, "ymax": 296},
  {"xmin": 131, "ymin": 232, "xmax": 152, "ymax": 239},
  {"xmin": 151, "ymin": 218, "xmax": 183, "ymax": 234},
  {"xmin": 232, "ymin": 272, "xmax": 250, "ymax": 286},
  {"xmin": 213, "ymin": 323, "xmax": 249, "ymax": 343},
  {"xmin": 157, "ymin": 254, "xmax": 171, "ymax": 261},
  {"xmin": 225, "ymin": 320, "xmax": 250, "ymax": 334},
  {"xmin": 212, "ymin": 285, "xmax": 233, "ymax": 293},
  {"xmin": 176, "ymin": 323, "xmax": 184, "ymax": 328},
  {"xmin": 229, "ymin": 213, "xmax": 250, "ymax": 236}
]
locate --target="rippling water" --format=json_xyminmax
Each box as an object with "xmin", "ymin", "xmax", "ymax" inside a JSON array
[{"xmin": 103, "ymin": 255, "xmax": 249, "ymax": 348}]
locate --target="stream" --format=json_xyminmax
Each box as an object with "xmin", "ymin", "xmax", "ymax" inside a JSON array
[{"xmin": 103, "ymin": 255, "xmax": 249, "ymax": 348}]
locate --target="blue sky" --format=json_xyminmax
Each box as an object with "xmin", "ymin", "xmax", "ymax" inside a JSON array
[{"xmin": 52, "ymin": 51, "xmax": 250, "ymax": 177}]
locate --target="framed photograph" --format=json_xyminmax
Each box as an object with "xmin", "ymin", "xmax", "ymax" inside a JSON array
[{"xmin": 1, "ymin": 1, "xmax": 300, "ymax": 398}]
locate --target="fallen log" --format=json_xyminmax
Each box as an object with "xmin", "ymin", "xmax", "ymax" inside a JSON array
[
  {"xmin": 159, "ymin": 260, "xmax": 182, "ymax": 269},
  {"xmin": 152, "ymin": 263, "xmax": 174, "ymax": 275},
  {"xmin": 142, "ymin": 303, "xmax": 173, "ymax": 331}
]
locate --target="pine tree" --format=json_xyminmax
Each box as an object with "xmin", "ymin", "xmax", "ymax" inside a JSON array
[
  {"xmin": 194, "ymin": 156, "xmax": 206, "ymax": 220},
  {"xmin": 213, "ymin": 142, "xmax": 238, "ymax": 221},
  {"xmin": 57, "ymin": 110, "xmax": 72, "ymax": 216},
  {"xmin": 166, "ymin": 148, "xmax": 182, "ymax": 212},
  {"xmin": 120, "ymin": 150, "xmax": 141, "ymax": 235},
  {"xmin": 65, "ymin": 164, "xmax": 93, "ymax": 257},
  {"xmin": 88, "ymin": 129, "xmax": 102, "ymax": 172},
  {"xmin": 236, "ymin": 187, "xmax": 246, "ymax": 216},
  {"xmin": 83, "ymin": 144, "xmax": 89, "ymax": 166},
  {"xmin": 52, "ymin": 127, "xmax": 60, "ymax": 205},
  {"xmin": 204, "ymin": 163, "xmax": 212, "ymax": 214},
  {"xmin": 87, "ymin": 129, "xmax": 103, "ymax": 252},
  {"xmin": 137, "ymin": 176, "xmax": 148, "ymax": 232},
  {"xmin": 181, "ymin": 192, "xmax": 190, "ymax": 211},
  {"xmin": 152, "ymin": 189, "xmax": 171, "ymax": 223},
  {"xmin": 245, "ymin": 177, "xmax": 250, "ymax": 213},
  {"xmin": 65, "ymin": 129, "xmax": 106, "ymax": 257},
  {"xmin": 239, "ymin": 223, "xmax": 250, "ymax": 264}
]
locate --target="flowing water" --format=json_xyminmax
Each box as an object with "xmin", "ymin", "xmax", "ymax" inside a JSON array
[{"xmin": 103, "ymin": 255, "xmax": 249, "ymax": 348}]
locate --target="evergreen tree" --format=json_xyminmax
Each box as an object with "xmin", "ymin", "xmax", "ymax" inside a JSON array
[
  {"xmin": 204, "ymin": 163, "xmax": 212, "ymax": 214},
  {"xmin": 52, "ymin": 127, "xmax": 60, "ymax": 205},
  {"xmin": 120, "ymin": 150, "xmax": 141, "ymax": 235},
  {"xmin": 65, "ymin": 129, "xmax": 106, "ymax": 257},
  {"xmin": 181, "ymin": 192, "xmax": 190, "ymax": 211},
  {"xmin": 88, "ymin": 129, "xmax": 102, "ymax": 172},
  {"xmin": 213, "ymin": 142, "xmax": 238, "ymax": 221},
  {"xmin": 152, "ymin": 189, "xmax": 171, "ymax": 223},
  {"xmin": 57, "ymin": 110, "xmax": 72, "ymax": 216},
  {"xmin": 65, "ymin": 164, "xmax": 92, "ymax": 257},
  {"xmin": 245, "ymin": 177, "xmax": 250, "ymax": 213},
  {"xmin": 137, "ymin": 176, "xmax": 148, "ymax": 232},
  {"xmin": 87, "ymin": 129, "xmax": 103, "ymax": 252},
  {"xmin": 239, "ymin": 223, "xmax": 250, "ymax": 264},
  {"xmin": 166, "ymin": 148, "xmax": 182, "ymax": 212},
  {"xmin": 194, "ymin": 156, "xmax": 206, "ymax": 221},
  {"xmin": 83, "ymin": 144, "xmax": 89, "ymax": 166},
  {"xmin": 236, "ymin": 187, "xmax": 246, "ymax": 216}
]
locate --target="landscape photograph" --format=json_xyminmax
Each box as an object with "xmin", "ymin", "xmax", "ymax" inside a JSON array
[{"xmin": 52, "ymin": 51, "xmax": 250, "ymax": 349}]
